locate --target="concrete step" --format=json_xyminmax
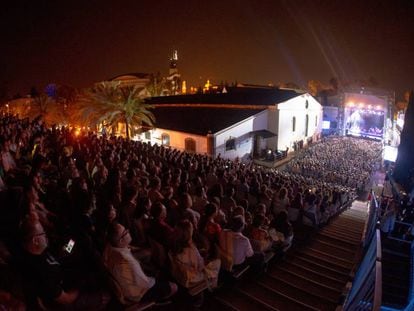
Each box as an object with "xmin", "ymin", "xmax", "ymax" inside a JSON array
[
  {"xmin": 309, "ymin": 240, "xmax": 357, "ymax": 262},
  {"xmin": 259, "ymin": 274, "xmax": 338, "ymax": 311},
  {"xmin": 286, "ymin": 255, "xmax": 350, "ymax": 282},
  {"xmin": 298, "ymin": 249, "xmax": 354, "ymax": 271},
  {"xmin": 314, "ymin": 234, "xmax": 360, "ymax": 250},
  {"xmin": 237, "ymin": 281, "xmax": 318, "ymax": 311},
  {"xmin": 318, "ymin": 231, "xmax": 361, "ymax": 245},
  {"xmin": 268, "ymin": 267, "xmax": 342, "ymax": 303},
  {"xmin": 278, "ymin": 262, "xmax": 345, "ymax": 291},
  {"xmin": 214, "ymin": 287, "xmax": 278, "ymax": 311}
]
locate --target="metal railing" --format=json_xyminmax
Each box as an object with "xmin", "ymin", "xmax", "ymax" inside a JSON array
[
  {"xmin": 343, "ymin": 230, "xmax": 382, "ymax": 311},
  {"xmin": 343, "ymin": 192, "xmax": 382, "ymax": 311},
  {"xmin": 363, "ymin": 192, "xmax": 380, "ymax": 249}
]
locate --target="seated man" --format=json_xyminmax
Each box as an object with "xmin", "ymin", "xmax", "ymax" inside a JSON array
[
  {"xmin": 219, "ymin": 215, "xmax": 264, "ymax": 272},
  {"xmin": 103, "ymin": 222, "xmax": 177, "ymax": 304},
  {"xmin": 20, "ymin": 218, "xmax": 109, "ymax": 310}
]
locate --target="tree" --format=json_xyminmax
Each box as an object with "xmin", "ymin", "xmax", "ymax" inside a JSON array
[
  {"xmin": 76, "ymin": 81, "xmax": 155, "ymax": 139},
  {"xmin": 147, "ymin": 72, "xmax": 165, "ymax": 97},
  {"xmin": 393, "ymin": 91, "xmax": 414, "ymax": 190},
  {"xmin": 307, "ymin": 80, "xmax": 325, "ymax": 96},
  {"xmin": 29, "ymin": 93, "xmax": 56, "ymax": 122}
]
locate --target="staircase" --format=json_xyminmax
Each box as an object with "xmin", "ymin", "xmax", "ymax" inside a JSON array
[{"xmin": 206, "ymin": 201, "xmax": 369, "ymax": 311}]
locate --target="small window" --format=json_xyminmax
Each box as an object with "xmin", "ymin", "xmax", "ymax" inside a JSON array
[
  {"xmin": 292, "ymin": 116, "xmax": 296, "ymax": 132},
  {"xmin": 145, "ymin": 131, "xmax": 151, "ymax": 140},
  {"xmin": 185, "ymin": 138, "xmax": 196, "ymax": 153},
  {"xmin": 315, "ymin": 116, "xmax": 318, "ymax": 127},
  {"xmin": 161, "ymin": 133, "xmax": 170, "ymax": 146},
  {"xmin": 305, "ymin": 114, "xmax": 309, "ymax": 136},
  {"xmin": 305, "ymin": 100, "xmax": 309, "ymax": 109},
  {"xmin": 225, "ymin": 138, "xmax": 236, "ymax": 151}
]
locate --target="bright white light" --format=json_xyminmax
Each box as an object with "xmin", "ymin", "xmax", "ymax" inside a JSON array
[
  {"xmin": 322, "ymin": 120, "xmax": 330, "ymax": 129},
  {"xmin": 348, "ymin": 101, "xmax": 354, "ymax": 107},
  {"xmin": 384, "ymin": 145, "xmax": 398, "ymax": 162},
  {"xmin": 359, "ymin": 102, "xmax": 364, "ymax": 108},
  {"xmin": 376, "ymin": 105, "xmax": 382, "ymax": 110}
]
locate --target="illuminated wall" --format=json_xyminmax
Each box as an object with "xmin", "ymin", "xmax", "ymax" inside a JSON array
[
  {"xmin": 138, "ymin": 127, "xmax": 208, "ymax": 153},
  {"xmin": 276, "ymin": 94, "xmax": 323, "ymax": 150},
  {"xmin": 215, "ymin": 110, "xmax": 268, "ymax": 160}
]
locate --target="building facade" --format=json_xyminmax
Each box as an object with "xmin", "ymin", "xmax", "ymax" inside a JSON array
[{"xmin": 138, "ymin": 87, "xmax": 322, "ymax": 160}]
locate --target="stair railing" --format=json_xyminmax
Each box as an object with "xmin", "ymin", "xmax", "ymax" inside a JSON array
[
  {"xmin": 362, "ymin": 191, "xmax": 380, "ymax": 250},
  {"xmin": 342, "ymin": 227, "xmax": 382, "ymax": 311}
]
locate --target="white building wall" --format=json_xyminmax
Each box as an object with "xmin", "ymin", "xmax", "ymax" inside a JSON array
[
  {"xmin": 214, "ymin": 110, "xmax": 268, "ymax": 160},
  {"xmin": 137, "ymin": 128, "xmax": 208, "ymax": 154},
  {"xmin": 277, "ymin": 94, "xmax": 322, "ymax": 150}
]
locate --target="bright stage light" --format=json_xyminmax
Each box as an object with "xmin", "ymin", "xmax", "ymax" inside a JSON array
[
  {"xmin": 376, "ymin": 105, "xmax": 382, "ymax": 110},
  {"xmin": 359, "ymin": 102, "xmax": 364, "ymax": 107},
  {"xmin": 368, "ymin": 105, "xmax": 372, "ymax": 109},
  {"xmin": 347, "ymin": 101, "xmax": 354, "ymax": 107},
  {"xmin": 384, "ymin": 145, "xmax": 398, "ymax": 162}
]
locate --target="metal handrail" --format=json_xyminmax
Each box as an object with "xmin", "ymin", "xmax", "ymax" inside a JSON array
[
  {"xmin": 343, "ymin": 191, "xmax": 382, "ymax": 311},
  {"xmin": 373, "ymin": 261, "xmax": 382, "ymax": 311}
]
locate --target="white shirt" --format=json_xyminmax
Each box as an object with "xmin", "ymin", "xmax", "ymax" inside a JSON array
[
  {"xmin": 103, "ymin": 245, "xmax": 155, "ymax": 302},
  {"xmin": 219, "ymin": 230, "xmax": 253, "ymax": 266}
]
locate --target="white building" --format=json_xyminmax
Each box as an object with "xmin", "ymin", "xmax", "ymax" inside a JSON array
[{"xmin": 139, "ymin": 86, "xmax": 322, "ymax": 160}]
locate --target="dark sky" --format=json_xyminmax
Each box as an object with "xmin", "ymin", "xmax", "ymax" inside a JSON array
[{"xmin": 2, "ymin": 0, "xmax": 414, "ymax": 99}]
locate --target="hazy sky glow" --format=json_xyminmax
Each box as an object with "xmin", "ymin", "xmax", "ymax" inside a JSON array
[{"xmin": 2, "ymin": 0, "xmax": 413, "ymax": 98}]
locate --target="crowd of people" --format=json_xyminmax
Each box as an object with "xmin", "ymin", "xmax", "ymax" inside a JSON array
[
  {"xmin": 0, "ymin": 115, "xmax": 381, "ymax": 310},
  {"xmin": 286, "ymin": 136, "xmax": 382, "ymax": 192}
]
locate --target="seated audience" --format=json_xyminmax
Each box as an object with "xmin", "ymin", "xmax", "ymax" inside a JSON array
[
  {"xmin": 103, "ymin": 222, "xmax": 177, "ymax": 303},
  {"xmin": 20, "ymin": 218, "xmax": 109, "ymax": 310},
  {"xmin": 170, "ymin": 220, "xmax": 221, "ymax": 289}
]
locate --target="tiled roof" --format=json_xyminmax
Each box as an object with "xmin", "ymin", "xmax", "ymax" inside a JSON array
[
  {"xmin": 153, "ymin": 106, "xmax": 266, "ymax": 136},
  {"xmin": 147, "ymin": 86, "xmax": 301, "ymax": 106}
]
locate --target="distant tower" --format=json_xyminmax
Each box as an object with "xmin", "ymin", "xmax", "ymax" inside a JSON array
[{"xmin": 167, "ymin": 50, "xmax": 181, "ymax": 95}]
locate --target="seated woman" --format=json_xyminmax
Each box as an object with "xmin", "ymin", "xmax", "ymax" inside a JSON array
[
  {"xmin": 148, "ymin": 202, "xmax": 175, "ymax": 250},
  {"xmin": 170, "ymin": 220, "xmax": 221, "ymax": 289},
  {"xmin": 272, "ymin": 211, "xmax": 294, "ymax": 249},
  {"xmin": 249, "ymin": 213, "xmax": 273, "ymax": 252},
  {"xmin": 132, "ymin": 197, "xmax": 152, "ymax": 247},
  {"xmin": 199, "ymin": 202, "xmax": 221, "ymax": 239}
]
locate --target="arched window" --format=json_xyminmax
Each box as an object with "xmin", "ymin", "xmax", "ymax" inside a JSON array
[
  {"xmin": 292, "ymin": 116, "xmax": 296, "ymax": 132},
  {"xmin": 305, "ymin": 114, "xmax": 309, "ymax": 136},
  {"xmin": 225, "ymin": 137, "xmax": 236, "ymax": 151},
  {"xmin": 161, "ymin": 133, "xmax": 170, "ymax": 146},
  {"xmin": 185, "ymin": 138, "xmax": 196, "ymax": 153}
]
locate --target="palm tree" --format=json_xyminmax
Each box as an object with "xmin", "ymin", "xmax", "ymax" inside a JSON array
[{"xmin": 76, "ymin": 81, "xmax": 155, "ymax": 139}]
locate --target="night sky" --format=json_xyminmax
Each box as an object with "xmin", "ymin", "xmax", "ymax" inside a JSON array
[{"xmin": 2, "ymin": 0, "xmax": 414, "ymax": 99}]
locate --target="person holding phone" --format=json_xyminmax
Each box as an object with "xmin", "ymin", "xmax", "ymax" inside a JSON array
[{"xmin": 20, "ymin": 219, "xmax": 110, "ymax": 310}]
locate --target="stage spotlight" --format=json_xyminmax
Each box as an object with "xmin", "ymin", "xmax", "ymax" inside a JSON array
[
  {"xmin": 376, "ymin": 105, "xmax": 382, "ymax": 110},
  {"xmin": 359, "ymin": 103, "xmax": 364, "ymax": 107},
  {"xmin": 347, "ymin": 101, "xmax": 354, "ymax": 107},
  {"xmin": 368, "ymin": 105, "xmax": 372, "ymax": 109}
]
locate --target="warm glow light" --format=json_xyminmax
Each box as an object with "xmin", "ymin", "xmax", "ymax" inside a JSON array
[
  {"xmin": 359, "ymin": 102, "xmax": 364, "ymax": 107},
  {"xmin": 182, "ymin": 81, "xmax": 187, "ymax": 94},
  {"xmin": 348, "ymin": 101, "xmax": 354, "ymax": 107},
  {"xmin": 203, "ymin": 80, "xmax": 212, "ymax": 93},
  {"xmin": 368, "ymin": 104, "xmax": 372, "ymax": 109},
  {"xmin": 376, "ymin": 105, "xmax": 382, "ymax": 110}
]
